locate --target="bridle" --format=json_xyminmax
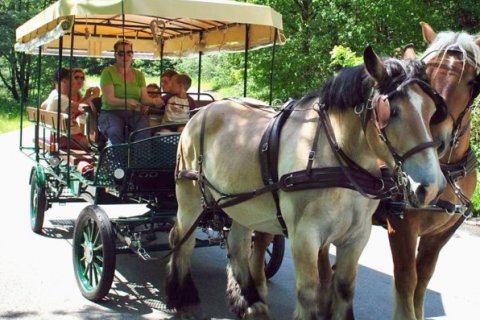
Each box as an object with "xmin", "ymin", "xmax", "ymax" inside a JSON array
[
  {"xmin": 362, "ymin": 77, "xmax": 447, "ymax": 164},
  {"xmin": 422, "ymin": 48, "xmax": 480, "ymax": 160}
]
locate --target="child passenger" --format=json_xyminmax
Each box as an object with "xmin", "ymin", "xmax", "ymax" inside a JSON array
[{"xmin": 160, "ymin": 74, "xmax": 196, "ymax": 132}]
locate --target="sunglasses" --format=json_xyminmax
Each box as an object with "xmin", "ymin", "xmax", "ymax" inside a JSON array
[
  {"xmin": 74, "ymin": 76, "xmax": 85, "ymax": 80},
  {"xmin": 116, "ymin": 50, "xmax": 134, "ymax": 56}
]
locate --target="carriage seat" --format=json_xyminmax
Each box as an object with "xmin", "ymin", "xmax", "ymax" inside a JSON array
[{"xmin": 25, "ymin": 106, "xmax": 93, "ymax": 165}]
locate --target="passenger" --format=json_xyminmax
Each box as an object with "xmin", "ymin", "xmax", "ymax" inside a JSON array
[
  {"xmin": 99, "ymin": 39, "xmax": 164, "ymax": 144},
  {"xmin": 146, "ymin": 83, "xmax": 163, "ymax": 127},
  {"xmin": 70, "ymin": 68, "xmax": 101, "ymax": 129},
  {"xmin": 160, "ymin": 70, "xmax": 178, "ymax": 94},
  {"xmin": 71, "ymin": 68, "xmax": 101, "ymax": 105},
  {"xmin": 160, "ymin": 73, "xmax": 196, "ymax": 132},
  {"xmin": 41, "ymin": 68, "xmax": 89, "ymax": 149},
  {"xmin": 146, "ymin": 83, "xmax": 161, "ymax": 98}
]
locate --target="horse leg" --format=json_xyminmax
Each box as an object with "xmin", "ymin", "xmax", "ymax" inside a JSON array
[
  {"xmin": 318, "ymin": 244, "xmax": 333, "ymax": 319},
  {"xmin": 414, "ymin": 224, "xmax": 459, "ymax": 320},
  {"xmin": 250, "ymin": 231, "xmax": 273, "ymax": 301},
  {"xmin": 226, "ymin": 221, "xmax": 271, "ymax": 320},
  {"xmin": 165, "ymin": 180, "xmax": 204, "ymax": 319},
  {"xmin": 387, "ymin": 217, "xmax": 418, "ymax": 320},
  {"xmin": 290, "ymin": 230, "xmax": 321, "ymax": 319},
  {"xmin": 331, "ymin": 229, "xmax": 371, "ymax": 320}
]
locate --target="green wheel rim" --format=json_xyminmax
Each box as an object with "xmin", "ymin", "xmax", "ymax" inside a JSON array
[
  {"xmin": 30, "ymin": 171, "xmax": 46, "ymax": 233},
  {"xmin": 75, "ymin": 217, "xmax": 105, "ymax": 292}
]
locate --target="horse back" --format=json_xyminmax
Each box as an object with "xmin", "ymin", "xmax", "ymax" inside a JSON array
[{"xmin": 178, "ymin": 100, "xmax": 276, "ymax": 191}]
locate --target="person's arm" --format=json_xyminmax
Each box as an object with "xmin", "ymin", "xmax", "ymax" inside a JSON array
[{"xmin": 140, "ymin": 86, "xmax": 164, "ymax": 108}]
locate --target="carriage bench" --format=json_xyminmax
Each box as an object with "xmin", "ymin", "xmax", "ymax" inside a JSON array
[{"xmin": 25, "ymin": 106, "xmax": 92, "ymax": 165}]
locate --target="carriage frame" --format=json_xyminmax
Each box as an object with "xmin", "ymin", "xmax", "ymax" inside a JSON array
[{"xmin": 16, "ymin": 0, "xmax": 286, "ymax": 301}]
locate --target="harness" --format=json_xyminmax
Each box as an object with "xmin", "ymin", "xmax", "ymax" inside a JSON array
[{"xmin": 183, "ymin": 78, "xmax": 441, "ymax": 237}]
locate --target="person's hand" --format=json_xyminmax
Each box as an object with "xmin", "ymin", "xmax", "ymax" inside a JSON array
[
  {"xmin": 152, "ymin": 97, "xmax": 164, "ymax": 107},
  {"xmin": 126, "ymin": 99, "xmax": 142, "ymax": 110},
  {"xmin": 141, "ymin": 105, "xmax": 150, "ymax": 115},
  {"xmin": 85, "ymin": 87, "xmax": 100, "ymax": 98},
  {"xmin": 90, "ymin": 87, "xmax": 101, "ymax": 98}
]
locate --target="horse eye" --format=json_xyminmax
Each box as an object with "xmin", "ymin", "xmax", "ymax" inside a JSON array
[{"xmin": 391, "ymin": 106, "xmax": 399, "ymax": 118}]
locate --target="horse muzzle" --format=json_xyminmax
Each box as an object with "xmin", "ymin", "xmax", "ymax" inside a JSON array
[{"xmin": 405, "ymin": 173, "xmax": 447, "ymax": 208}]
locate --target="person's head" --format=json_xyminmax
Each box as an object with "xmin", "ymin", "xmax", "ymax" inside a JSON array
[
  {"xmin": 113, "ymin": 39, "xmax": 134, "ymax": 66},
  {"xmin": 172, "ymin": 74, "xmax": 192, "ymax": 94},
  {"xmin": 147, "ymin": 83, "xmax": 160, "ymax": 98},
  {"xmin": 53, "ymin": 68, "xmax": 71, "ymax": 90},
  {"xmin": 71, "ymin": 68, "xmax": 86, "ymax": 92},
  {"xmin": 161, "ymin": 70, "xmax": 178, "ymax": 93}
]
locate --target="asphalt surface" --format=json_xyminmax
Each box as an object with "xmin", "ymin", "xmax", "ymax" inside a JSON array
[{"xmin": 1, "ymin": 129, "xmax": 480, "ymax": 320}]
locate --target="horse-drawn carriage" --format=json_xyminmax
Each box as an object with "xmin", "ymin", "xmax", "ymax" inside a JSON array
[
  {"xmin": 16, "ymin": 0, "xmax": 286, "ymax": 302},
  {"xmin": 16, "ymin": 1, "xmax": 480, "ymax": 319}
]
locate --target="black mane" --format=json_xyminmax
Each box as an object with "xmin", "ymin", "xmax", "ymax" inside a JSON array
[{"xmin": 310, "ymin": 58, "xmax": 428, "ymax": 111}]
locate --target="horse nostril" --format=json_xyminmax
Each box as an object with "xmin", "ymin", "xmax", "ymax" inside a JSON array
[{"xmin": 415, "ymin": 185, "xmax": 427, "ymax": 205}]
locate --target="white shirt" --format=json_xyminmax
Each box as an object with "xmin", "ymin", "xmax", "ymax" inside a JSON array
[
  {"xmin": 162, "ymin": 96, "xmax": 190, "ymax": 123},
  {"xmin": 44, "ymin": 89, "xmax": 72, "ymax": 112}
]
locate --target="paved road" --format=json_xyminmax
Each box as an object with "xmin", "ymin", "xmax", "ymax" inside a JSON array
[{"xmin": 1, "ymin": 129, "xmax": 479, "ymax": 319}]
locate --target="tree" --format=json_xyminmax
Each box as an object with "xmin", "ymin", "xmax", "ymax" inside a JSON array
[{"xmin": 0, "ymin": 0, "xmax": 55, "ymax": 104}]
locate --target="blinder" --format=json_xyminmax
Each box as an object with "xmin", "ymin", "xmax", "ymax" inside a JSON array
[
  {"xmin": 370, "ymin": 78, "xmax": 448, "ymax": 129},
  {"xmin": 371, "ymin": 94, "xmax": 391, "ymax": 129}
]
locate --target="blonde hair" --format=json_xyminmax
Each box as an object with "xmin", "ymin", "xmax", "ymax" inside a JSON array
[{"xmin": 114, "ymin": 39, "xmax": 133, "ymax": 52}]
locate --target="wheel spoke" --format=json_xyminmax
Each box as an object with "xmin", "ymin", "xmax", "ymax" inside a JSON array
[
  {"xmin": 95, "ymin": 255, "xmax": 104, "ymax": 264},
  {"xmin": 83, "ymin": 262, "xmax": 90, "ymax": 278},
  {"xmin": 266, "ymin": 247, "xmax": 273, "ymax": 258},
  {"xmin": 93, "ymin": 262, "xmax": 102, "ymax": 283},
  {"xmin": 88, "ymin": 262, "xmax": 94, "ymax": 286}
]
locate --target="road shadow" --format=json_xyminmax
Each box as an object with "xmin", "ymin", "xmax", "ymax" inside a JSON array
[
  {"xmin": 40, "ymin": 219, "xmax": 75, "ymax": 239},
  {"xmin": 97, "ymin": 249, "xmax": 446, "ymax": 319},
  {"xmin": 38, "ymin": 222, "xmax": 447, "ymax": 319}
]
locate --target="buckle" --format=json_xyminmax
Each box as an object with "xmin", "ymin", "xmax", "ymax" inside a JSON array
[
  {"xmin": 283, "ymin": 174, "xmax": 295, "ymax": 188},
  {"xmin": 308, "ymin": 150, "xmax": 315, "ymax": 160}
]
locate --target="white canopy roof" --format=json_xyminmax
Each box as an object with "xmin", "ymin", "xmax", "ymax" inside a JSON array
[{"xmin": 15, "ymin": 0, "xmax": 285, "ymax": 58}]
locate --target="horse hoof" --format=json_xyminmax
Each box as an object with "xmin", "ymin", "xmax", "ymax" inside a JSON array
[{"xmin": 243, "ymin": 302, "xmax": 271, "ymax": 320}]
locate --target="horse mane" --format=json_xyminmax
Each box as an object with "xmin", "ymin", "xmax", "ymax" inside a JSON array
[
  {"xmin": 311, "ymin": 58, "xmax": 428, "ymax": 112},
  {"xmin": 421, "ymin": 30, "xmax": 480, "ymax": 73}
]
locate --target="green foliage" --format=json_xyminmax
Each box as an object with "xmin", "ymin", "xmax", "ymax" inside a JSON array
[{"xmin": 329, "ymin": 45, "xmax": 363, "ymax": 69}]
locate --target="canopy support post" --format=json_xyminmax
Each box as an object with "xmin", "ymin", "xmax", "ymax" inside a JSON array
[
  {"xmin": 66, "ymin": 26, "xmax": 76, "ymax": 186},
  {"xmin": 197, "ymin": 32, "xmax": 204, "ymax": 100},
  {"xmin": 269, "ymin": 29, "xmax": 278, "ymax": 106},
  {"xmin": 31, "ymin": 47, "xmax": 43, "ymax": 161},
  {"xmin": 243, "ymin": 24, "xmax": 250, "ymax": 97}
]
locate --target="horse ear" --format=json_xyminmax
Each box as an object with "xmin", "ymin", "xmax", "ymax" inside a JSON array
[
  {"xmin": 421, "ymin": 22, "xmax": 437, "ymax": 44},
  {"xmin": 364, "ymin": 46, "xmax": 386, "ymax": 82},
  {"xmin": 403, "ymin": 43, "xmax": 416, "ymax": 60}
]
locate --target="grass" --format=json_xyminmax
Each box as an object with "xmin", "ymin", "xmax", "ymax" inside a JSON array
[{"xmin": 0, "ymin": 115, "xmax": 20, "ymax": 133}]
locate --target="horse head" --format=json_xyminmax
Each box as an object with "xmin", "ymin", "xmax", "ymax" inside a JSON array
[
  {"xmin": 419, "ymin": 22, "xmax": 480, "ymax": 163},
  {"xmin": 363, "ymin": 46, "xmax": 446, "ymax": 207}
]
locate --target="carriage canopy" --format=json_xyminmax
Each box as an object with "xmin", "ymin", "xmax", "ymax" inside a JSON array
[{"xmin": 15, "ymin": 0, "xmax": 285, "ymax": 58}]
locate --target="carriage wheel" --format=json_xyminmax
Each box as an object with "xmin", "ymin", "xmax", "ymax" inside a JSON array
[
  {"xmin": 73, "ymin": 205, "xmax": 116, "ymax": 301},
  {"xmin": 30, "ymin": 168, "xmax": 46, "ymax": 233},
  {"xmin": 264, "ymin": 235, "xmax": 285, "ymax": 279}
]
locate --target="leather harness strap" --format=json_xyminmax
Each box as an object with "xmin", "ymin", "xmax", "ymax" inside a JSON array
[{"xmin": 259, "ymin": 99, "xmax": 296, "ymax": 237}]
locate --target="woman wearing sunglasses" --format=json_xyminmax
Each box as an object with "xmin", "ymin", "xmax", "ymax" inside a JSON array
[
  {"xmin": 99, "ymin": 39, "xmax": 164, "ymax": 144},
  {"xmin": 71, "ymin": 68, "xmax": 101, "ymax": 105}
]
